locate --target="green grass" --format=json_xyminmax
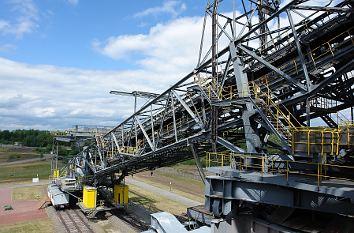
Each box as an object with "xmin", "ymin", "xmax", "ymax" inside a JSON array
[
  {"xmin": 13, "ymin": 186, "xmax": 45, "ymax": 201},
  {"xmin": 0, "ymin": 160, "xmax": 51, "ymax": 182},
  {"xmin": 155, "ymin": 170, "xmax": 204, "ymax": 190},
  {"xmin": 7, "ymin": 153, "xmax": 39, "ymax": 162},
  {"xmin": 134, "ymin": 175, "xmax": 204, "ymax": 203},
  {"xmin": 0, "ymin": 219, "xmax": 53, "ymax": 233},
  {"xmin": 0, "ymin": 147, "xmax": 41, "ymax": 163},
  {"xmin": 129, "ymin": 184, "xmax": 187, "ymax": 216},
  {"xmin": 178, "ymin": 158, "xmax": 197, "ymax": 165}
]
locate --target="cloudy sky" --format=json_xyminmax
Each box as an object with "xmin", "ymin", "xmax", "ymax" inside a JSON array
[
  {"xmin": 0, "ymin": 0, "xmax": 216, "ymax": 130},
  {"xmin": 0, "ymin": 0, "xmax": 341, "ymax": 130}
]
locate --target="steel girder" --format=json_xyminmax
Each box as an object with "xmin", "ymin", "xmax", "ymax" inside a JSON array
[{"xmin": 62, "ymin": 0, "xmax": 353, "ymax": 186}]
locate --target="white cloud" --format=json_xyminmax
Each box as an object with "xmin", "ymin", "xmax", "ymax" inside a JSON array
[
  {"xmin": 0, "ymin": 0, "xmax": 38, "ymax": 38},
  {"xmin": 1, "ymin": 11, "xmax": 216, "ymax": 130},
  {"xmin": 2, "ymin": 1, "xmax": 344, "ymax": 130},
  {"xmin": 94, "ymin": 16, "xmax": 207, "ymax": 74},
  {"xmin": 33, "ymin": 107, "xmax": 56, "ymax": 118},
  {"xmin": 93, "ymin": 34, "xmax": 150, "ymax": 59},
  {"xmin": 0, "ymin": 55, "xmax": 185, "ymax": 130},
  {"xmin": 134, "ymin": 1, "xmax": 187, "ymax": 18},
  {"xmin": 67, "ymin": 0, "xmax": 79, "ymax": 6},
  {"xmin": 0, "ymin": 14, "xmax": 207, "ymax": 130}
]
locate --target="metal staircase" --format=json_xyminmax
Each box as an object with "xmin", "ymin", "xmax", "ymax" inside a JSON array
[{"xmin": 252, "ymin": 82, "xmax": 298, "ymax": 143}]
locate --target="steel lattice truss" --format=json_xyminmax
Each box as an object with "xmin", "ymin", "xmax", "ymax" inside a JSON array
[{"xmin": 63, "ymin": 0, "xmax": 354, "ymax": 186}]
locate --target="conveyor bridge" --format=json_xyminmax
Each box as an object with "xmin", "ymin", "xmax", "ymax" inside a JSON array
[
  {"xmin": 56, "ymin": 0, "xmax": 354, "ymax": 188},
  {"xmin": 52, "ymin": 0, "xmax": 354, "ymax": 231}
]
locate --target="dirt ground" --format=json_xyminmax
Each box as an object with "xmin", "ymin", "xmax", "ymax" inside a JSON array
[
  {"xmin": 0, "ymin": 183, "xmax": 49, "ymax": 226},
  {"xmin": 135, "ymin": 165, "xmax": 204, "ymax": 200},
  {"xmin": 0, "ymin": 145, "xmax": 38, "ymax": 163}
]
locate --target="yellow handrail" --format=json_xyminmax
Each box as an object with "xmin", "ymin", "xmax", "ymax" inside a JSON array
[
  {"xmin": 251, "ymin": 81, "xmax": 300, "ymax": 129},
  {"xmin": 206, "ymin": 152, "xmax": 354, "ymax": 188}
]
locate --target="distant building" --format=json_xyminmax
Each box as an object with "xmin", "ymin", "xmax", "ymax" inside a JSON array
[{"xmin": 14, "ymin": 142, "xmax": 22, "ymax": 147}]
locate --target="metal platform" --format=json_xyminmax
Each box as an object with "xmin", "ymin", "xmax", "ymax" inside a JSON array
[{"xmin": 77, "ymin": 202, "xmax": 117, "ymax": 218}]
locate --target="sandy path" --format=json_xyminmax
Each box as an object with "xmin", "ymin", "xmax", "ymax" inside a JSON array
[{"xmin": 126, "ymin": 177, "xmax": 202, "ymax": 207}]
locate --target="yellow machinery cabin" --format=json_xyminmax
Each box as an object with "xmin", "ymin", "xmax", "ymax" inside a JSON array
[
  {"xmin": 114, "ymin": 184, "xmax": 129, "ymax": 206},
  {"xmin": 83, "ymin": 186, "xmax": 97, "ymax": 209}
]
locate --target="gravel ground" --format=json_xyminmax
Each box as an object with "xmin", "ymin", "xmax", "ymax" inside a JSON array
[
  {"xmin": 46, "ymin": 206, "xmax": 66, "ymax": 233},
  {"xmin": 90, "ymin": 204, "xmax": 150, "ymax": 233},
  {"xmin": 126, "ymin": 177, "xmax": 202, "ymax": 207}
]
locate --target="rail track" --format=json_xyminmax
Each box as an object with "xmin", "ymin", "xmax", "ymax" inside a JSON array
[{"xmin": 57, "ymin": 209, "xmax": 94, "ymax": 233}]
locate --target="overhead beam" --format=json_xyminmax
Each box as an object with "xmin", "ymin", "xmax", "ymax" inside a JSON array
[
  {"xmin": 135, "ymin": 117, "xmax": 155, "ymax": 151},
  {"xmin": 237, "ymin": 44, "xmax": 307, "ymax": 92},
  {"xmin": 172, "ymin": 90, "xmax": 205, "ymax": 130}
]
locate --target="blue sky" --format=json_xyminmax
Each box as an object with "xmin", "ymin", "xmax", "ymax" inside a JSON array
[
  {"xmin": 0, "ymin": 0, "xmax": 339, "ymax": 130},
  {"xmin": 0, "ymin": 0, "xmax": 214, "ymax": 130},
  {"xmin": 0, "ymin": 0, "xmax": 207, "ymax": 70}
]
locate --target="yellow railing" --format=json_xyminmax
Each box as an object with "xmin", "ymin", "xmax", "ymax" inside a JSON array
[
  {"xmin": 282, "ymin": 160, "xmax": 354, "ymax": 188},
  {"xmin": 309, "ymin": 28, "xmax": 353, "ymax": 66},
  {"xmin": 291, "ymin": 125, "xmax": 354, "ymax": 157},
  {"xmin": 106, "ymin": 146, "xmax": 138, "ymax": 156},
  {"xmin": 194, "ymin": 74, "xmax": 241, "ymax": 101},
  {"xmin": 252, "ymin": 81, "xmax": 300, "ymax": 128},
  {"xmin": 206, "ymin": 152, "xmax": 354, "ymax": 188},
  {"xmin": 120, "ymin": 146, "xmax": 136, "ymax": 154},
  {"xmin": 338, "ymin": 124, "xmax": 354, "ymax": 148},
  {"xmin": 291, "ymin": 127, "xmax": 339, "ymax": 157},
  {"xmin": 218, "ymin": 84, "xmax": 238, "ymax": 100},
  {"xmin": 206, "ymin": 152, "xmax": 267, "ymax": 174}
]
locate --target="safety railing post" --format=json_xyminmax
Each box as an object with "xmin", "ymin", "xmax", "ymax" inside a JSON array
[
  {"xmin": 317, "ymin": 163, "xmax": 320, "ymax": 189},
  {"xmin": 276, "ymin": 110, "xmax": 279, "ymax": 130},
  {"xmin": 308, "ymin": 130, "xmax": 311, "ymax": 158},
  {"xmin": 245, "ymin": 155, "xmax": 248, "ymax": 171},
  {"xmin": 207, "ymin": 153, "xmax": 209, "ymax": 167},
  {"xmin": 240, "ymin": 156, "xmax": 242, "ymax": 171},
  {"xmin": 271, "ymin": 158, "xmax": 274, "ymax": 174},
  {"xmin": 328, "ymin": 42, "xmax": 334, "ymax": 56},
  {"xmin": 286, "ymin": 160, "xmax": 289, "ymax": 184}
]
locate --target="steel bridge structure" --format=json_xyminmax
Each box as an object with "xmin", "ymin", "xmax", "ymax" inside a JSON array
[{"xmin": 56, "ymin": 0, "xmax": 354, "ymax": 231}]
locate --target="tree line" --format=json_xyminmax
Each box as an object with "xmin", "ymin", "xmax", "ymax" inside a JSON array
[{"xmin": 0, "ymin": 129, "xmax": 53, "ymax": 147}]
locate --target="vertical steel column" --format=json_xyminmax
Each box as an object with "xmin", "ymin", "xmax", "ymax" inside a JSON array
[
  {"xmin": 212, "ymin": 0, "xmax": 218, "ymax": 83},
  {"xmin": 258, "ymin": 0, "xmax": 267, "ymax": 53},
  {"xmin": 211, "ymin": 0, "xmax": 219, "ymax": 152},
  {"xmin": 150, "ymin": 105, "xmax": 155, "ymax": 148},
  {"xmin": 230, "ymin": 42, "xmax": 261, "ymax": 153},
  {"xmin": 56, "ymin": 143, "xmax": 58, "ymax": 170},
  {"xmin": 134, "ymin": 94, "xmax": 138, "ymax": 151},
  {"xmin": 190, "ymin": 144, "xmax": 206, "ymax": 184},
  {"xmin": 172, "ymin": 96, "xmax": 178, "ymax": 142}
]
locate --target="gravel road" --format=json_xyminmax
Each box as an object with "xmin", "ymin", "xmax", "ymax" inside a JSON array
[{"xmin": 126, "ymin": 177, "xmax": 202, "ymax": 207}]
